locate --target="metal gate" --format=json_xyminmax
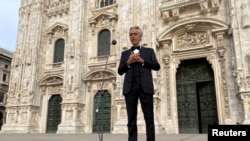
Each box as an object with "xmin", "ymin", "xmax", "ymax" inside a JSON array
[
  {"xmin": 176, "ymin": 58, "xmax": 218, "ymax": 133},
  {"xmin": 46, "ymin": 94, "xmax": 62, "ymax": 133},
  {"xmin": 93, "ymin": 90, "xmax": 111, "ymax": 133}
]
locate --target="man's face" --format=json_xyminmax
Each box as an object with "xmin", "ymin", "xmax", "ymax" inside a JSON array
[{"xmin": 129, "ymin": 28, "xmax": 142, "ymax": 46}]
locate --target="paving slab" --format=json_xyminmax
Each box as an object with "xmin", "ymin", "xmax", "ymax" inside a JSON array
[{"xmin": 0, "ymin": 133, "xmax": 207, "ymax": 141}]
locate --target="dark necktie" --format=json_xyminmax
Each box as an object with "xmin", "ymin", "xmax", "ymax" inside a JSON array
[{"xmin": 131, "ymin": 46, "xmax": 140, "ymax": 51}]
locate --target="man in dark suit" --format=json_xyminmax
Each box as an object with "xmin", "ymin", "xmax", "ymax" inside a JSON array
[{"xmin": 118, "ymin": 26, "xmax": 160, "ymax": 141}]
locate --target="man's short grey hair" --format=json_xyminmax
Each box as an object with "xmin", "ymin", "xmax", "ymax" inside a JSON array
[{"xmin": 129, "ymin": 26, "xmax": 143, "ymax": 36}]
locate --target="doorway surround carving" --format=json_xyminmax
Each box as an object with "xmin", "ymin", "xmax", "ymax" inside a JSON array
[{"xmin": 157, "ymin": 18, "xmax": 230, "ymax": 133}]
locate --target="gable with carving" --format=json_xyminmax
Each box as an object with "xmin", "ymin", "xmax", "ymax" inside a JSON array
[{"xmin": 158, "ymin": 18, "xmax": 228, "ymax": 52}]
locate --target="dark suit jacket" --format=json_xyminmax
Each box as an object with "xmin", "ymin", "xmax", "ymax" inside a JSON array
[{"xmin": 118, "ymin": 46, "xmax": 160, "ymax": 95}]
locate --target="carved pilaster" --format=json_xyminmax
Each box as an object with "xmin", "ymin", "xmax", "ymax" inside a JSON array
[
  {"xmin": 161, "ymin": 41, "xmax": 172, "ymax": 119},
  {"xmin": 112, "ymin": 99, "xmax": 127, "ymax": 133},
  {"xmin": 216, "ymin": 32, "xmax": 231, "ymax": 119}
]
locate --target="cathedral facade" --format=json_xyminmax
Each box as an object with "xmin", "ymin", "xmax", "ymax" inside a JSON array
[{"xmin": 1, "ymin": 0, "xmax": 250, "ymax": 134}]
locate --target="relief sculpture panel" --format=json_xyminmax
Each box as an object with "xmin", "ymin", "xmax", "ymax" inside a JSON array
[{"xmin": 176, "ymin": 31, "xmax": 207, "ymax": 50}]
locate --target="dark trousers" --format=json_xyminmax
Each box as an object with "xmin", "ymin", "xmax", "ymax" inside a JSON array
[{"xmin": 125, "ymin": 88, "xmax": 155, "ymax": 141}]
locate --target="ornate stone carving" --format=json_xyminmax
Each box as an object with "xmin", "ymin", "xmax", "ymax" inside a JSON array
[
  {"xmin": 163, "ymin": 55, "xmax": 170, "ymax": 65},
  {"xmin": 160, "ymin": 0, "xmax": 221, "ymax": 21},
  {"xmin": 89, "ymin": 1, "xmax": 118, "ymax": 34},
  {"xmin": 153, "ymin": 75, "xmax": 160, "ymax": 96},
  {"xmin": 200, "ymin": 0, "xmax": 208, "ymax": 13},
  {"xmin": 234, "ymin": 69, "xmax": 244, "ymax": 91},
  {"xmin": 176, "ymin": 31, "xmax": 207, "ymax": 49},
  {"xmin": 240, "ymin": 92, "xmax": 250, "ymax": 124},
  {"xmin": 46, "ymin": 77, "xmax": 63, "ymax": 85},
  {"xmin": 217, "ymin": 46, "xmax": 231, "ymax": 119},
  {"xmin": 39, "ymin": 76, "xmax": 63, "ymax": 96},
  {"xmin": 162, "ymin": 41, "xmax": 171, "ymax": 66},
  {"xmin": 48, "ymin": 85, "xmax": 62, "ymax": 94},
  {"xmin": 44, "ymin": 0, "xmax": 70, "ymax": 18},
  {"xmin": 84, "ymin": 71, "xmax": 115, "ymax": 81},
  {"xmin": 230, "ymin": 7, "xmax": 238, "ymax": 28},
  {"xmin": 216, "ymin": 32, "xmax": 224, "ymax": 48},
  {"xmin": 89, "ymin": 12, "xmax": 118, "ymax": 34},
  {"xmin": 185, "ymin": 24, "xmax": 196, "ymax": 31},
  {"xmin": 20, "ymin": 112, "xmax": 28, "ymax": 124},
  {"xmin": 65, "ymin": 110, "xmax": 73, "ymax": 120},
  {"xmin": 241, "ymin": 3, "xmax": 250, "ymax": 28},
  {"xmin": 6, "ymin": 107, "xmax": 18, "ymax": 123},
  {"xmin": 46, "ymin": 23, "xmax": 68, "ymax": 44}
]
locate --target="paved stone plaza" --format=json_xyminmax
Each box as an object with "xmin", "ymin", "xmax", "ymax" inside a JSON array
[{"xmin": 0, "ymin": 133, "xmax": 207, "ymax": 141}]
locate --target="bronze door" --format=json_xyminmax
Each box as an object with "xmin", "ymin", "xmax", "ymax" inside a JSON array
[
  {"xmin": 46, "ymin": 95, "xmax": 62, "ymax": 133},
  {"xmin": 93, "ymin": 90, "xmax": 111, "ymax": 133},
  {"xmin": 0, "ymin": 112, "xmax": 3, "ymax": 130},
  {"xmin": 176, "ymin": 58, "xmax": 218, "ymax": 133},
  {"xmin": 197, "ymin": 81, "xmax": 218, "ymax": 133}
]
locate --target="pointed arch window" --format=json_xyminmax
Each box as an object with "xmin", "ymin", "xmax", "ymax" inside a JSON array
[
  {"xmin": 100, "ymin": 0, "xmax": 114, "ymax": 7},
  {"xmin": 53, "ymin": 38, "xmax": 65, "ymax": 63},
  {"xmin": 98, "ymin": 29, "xmax": 110, "ymax": 56}
]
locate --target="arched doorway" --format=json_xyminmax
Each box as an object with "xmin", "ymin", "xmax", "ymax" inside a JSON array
[
  {"xmin": 93, "ymin": 90, "xmax": 111, "ymax": 133},
  {"xmin": 176, "ymin": 58, "xmax": 218, "ymax": 133},
  {"xmin": 46, "ymin": 94, "xmax": 62, "ymax": 133}
]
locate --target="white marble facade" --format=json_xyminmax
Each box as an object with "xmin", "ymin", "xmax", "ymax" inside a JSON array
[{"xmin": 1, "ymin": 0, "xmax": 250, "ymax": 134}]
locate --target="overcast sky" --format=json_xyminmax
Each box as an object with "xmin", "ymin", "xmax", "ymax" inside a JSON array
[{"xmin": 0, "ymin": 1, "xmax": 21, "ymax": 52}]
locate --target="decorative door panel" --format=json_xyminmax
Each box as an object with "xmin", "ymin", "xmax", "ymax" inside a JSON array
[
  {"xmin": 0, "ymin": 112, "xmax": 3, "ymax": 130},
  {"xmin": 46, "ymin": 95, "xmax": 62, "ymax": 133},
  {"xmin": 197, "ymin": 81, "xmax": 218, "ymax": 133},
  {"xmin": 177, "ymin": 82, "xmax": 199, "ymax": 133},
  {"xmin": 93, "ymin": 90, "xmax": 111, "ymax": 133},
  {"xmin": 176, "ymin": 58, "xmax": 218, "ymax": 133}
]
